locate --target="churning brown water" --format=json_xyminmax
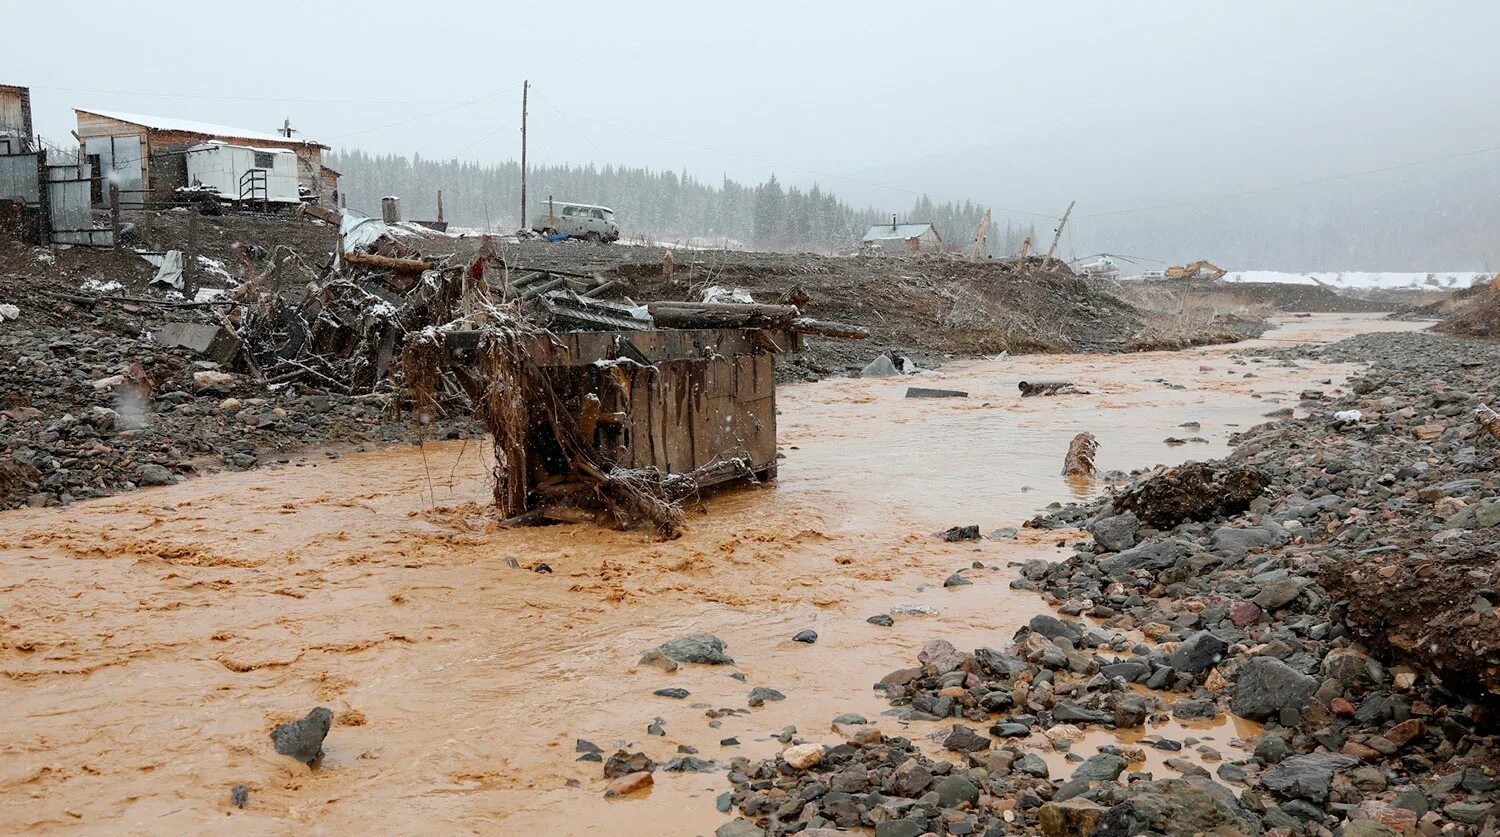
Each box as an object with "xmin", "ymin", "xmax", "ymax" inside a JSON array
[{"xmin": 0, "ymin": 315, "xmax": 1426, "ymax": 835}]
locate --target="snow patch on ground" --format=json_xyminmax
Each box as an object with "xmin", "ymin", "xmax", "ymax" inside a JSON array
[
  {"xmin": 1223, "ymin": 271, "xmax": 1487, "ymax": 292},
  {"xmin": 81, "ymin": 278, "xmax": 124, "ymax": 294}
]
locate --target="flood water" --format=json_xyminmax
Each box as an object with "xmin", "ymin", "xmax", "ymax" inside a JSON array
[{"xmin": 0, "ymin": 315, "xmax": 1426, "ymax": 835}]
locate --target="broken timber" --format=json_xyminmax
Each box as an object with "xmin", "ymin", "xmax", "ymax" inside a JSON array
[
  {"xmin": 440, "ymin": 327, "xmax": 802, "ymax": 524},
  {"xmin": 342, "ymin": 250, "xmax": 437, "ymax": 273}
]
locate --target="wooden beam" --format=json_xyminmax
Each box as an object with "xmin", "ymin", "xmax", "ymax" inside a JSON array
[{"xmin": 343, "ymin": 250, "xmax": 436, "ymax": 273}]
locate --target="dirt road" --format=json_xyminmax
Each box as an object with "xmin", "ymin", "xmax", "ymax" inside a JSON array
[{"xmin": 0, "ymin": 315, "xmax": 1425, "ymax": 835}]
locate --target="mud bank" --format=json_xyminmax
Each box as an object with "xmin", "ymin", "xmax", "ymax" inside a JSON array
[{"xmin": 0, "ymin": 315, "xmax": 1424, "ymax": 834}]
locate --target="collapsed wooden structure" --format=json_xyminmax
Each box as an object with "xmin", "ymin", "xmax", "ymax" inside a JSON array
[{"xmin": 409, "ymin": 300, "xmax": 861, "ymax": 537}]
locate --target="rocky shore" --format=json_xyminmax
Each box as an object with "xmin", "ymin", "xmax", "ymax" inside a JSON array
[{"xmin": 712, "ymin": 330, "xmax": 1500, "ymax": 836}]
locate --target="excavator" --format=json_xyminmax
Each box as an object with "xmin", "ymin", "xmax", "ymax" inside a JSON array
[{"xmin": 1164, "ymin": 260, "xmax": 1227, "ymax": 281}]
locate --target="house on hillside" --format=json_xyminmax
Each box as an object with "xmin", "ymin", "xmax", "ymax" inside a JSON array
[
  {"xmin": 73, "ymin": 109, "xmax": 339, "ymax": 207},
  {"xmin": 861, "ymin": 220, "xmax": 943, "ymax": 254}
]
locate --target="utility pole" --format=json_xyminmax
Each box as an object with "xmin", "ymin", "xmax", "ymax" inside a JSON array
[
  {"xmin": 1045, "ymin": 200, "xmax": 1075, "ymax": 262},
  {"xmin": 969, "ymin": 208, "xmax": 991, "ymax": 263},
  {"xmin": 519, "ymin": 79, "xmax": 529, "ymax": 231}
]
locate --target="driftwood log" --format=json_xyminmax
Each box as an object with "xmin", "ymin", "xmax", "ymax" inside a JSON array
[
  {"xmin": 646, "ymin": 301, "xmax": 798, "ymax": 329},
  {"xmin": 343, "ymin": 251, "xmax": 436, "ymax": 273},
  {"xmin": 1478, "ymin": 404, "xmax": 1500, "ymax": 443},
  {"xmin": 1063, "ymin": 432, "xmax": 1098, "ymax": 476},
  {"xmin": 792, "ymin": 317, "xmax": 869, "ymax": 340}
]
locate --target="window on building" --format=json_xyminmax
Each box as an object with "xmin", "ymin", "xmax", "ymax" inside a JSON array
[{"xmin": 253, "ymin": 151, "xmax": 275, "ymax": 169}]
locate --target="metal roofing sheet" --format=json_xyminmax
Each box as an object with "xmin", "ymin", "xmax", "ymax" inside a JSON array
[
  {"xmin": 76, "ymin": 108, "xmax": 322, "ymax": 147},
  {"xmin": 862, "ymin": 223, "xmax": 934, "ymax": 241}
]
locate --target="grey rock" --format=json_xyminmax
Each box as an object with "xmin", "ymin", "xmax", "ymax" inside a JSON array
[
  {"xmin": 1167, "ymin": 631, "xmax": 1228, "ymax": 674},
  {"xmin": 1098, "ymin": 539, "xmax": 1191, "ymax": 576},
  {"xmin": 663, "ymin": 756, "xmax": 715, "ymax": 773},
  {"xmin": 867, "ymin": 614, "xmax": 895, "ymax": 627},
  {"xmin": 1252, "ymin": 578, "xmax": 1307, "ymax": 610},
  {"xmin": 1231, "ymin": 657, "xmax": 1318, "ymax": 721},
  {"xmin": 269, "ymin": 707, "xmax": 332, "ymax": 766},
  {"xmin": 1101, "ymin": 659, "xmax": 1151, "ymax": 683},
  {"xmin": 1258, "ymin": 753, "xmax": 1358, "ymax": 802},
  {"xmin": 1208, "ymin": 524, "xmax": 1288, "ymax": 560},
  {"xmin": 654, "ymin": 687, "xmax": 690, "ymax": 699},
  {"xmin": 861, "ymin": 354, "xmax": 900, "ymax": 377},
  {"xmin": 934, "ymin": 774, "xmax": 980, "ymax": 807},
  {"xmin": 716, "ymin": 818, "xmax": 766, "ymax": 837},
  {"xmin": 1071, "ymin": 753, "xmax": 1127, "ymax": 781},
  {"xmin": 874, "ymin": 821, "xmax": 924, "ymax": 837},
  {"xmin": 1089, "ymin": 513, "xmax": 1140, "ymax": 552},
  {"xmin": 792, "ymin": 629, "xmax": 818, "ymax": 644},
  {"xmin": 230, "ymin": 784, "xmax": 248, "ymax": 809},
  {"xmin": 942, "ymin": 724, "xmax": 990, "ymax": 753},
  {"xmin": 1107, "ymin": 691, "xmax": 1153, "ymax": 727},
  {"xmin": 748, "ymin": 686, "xmax": 785, "ymax": 707},
  {"xmin": 657, "ymin": 633, "xmax": 734, "ymax": 665},
  {"xmin": 1029, "ymin": 613, "xmax": 1082, "ymax": 642},
  {"xmin": 1095, "ymin": 777, "xmax": 1260, "ymax": 835},
  {"xmin": 134, "ymin": 463, "xmax": 178, "ymax": 486},
  {"xmin": 1444, "ymin": 802, "xmax": 1492, "ymax": 824},
  {"xmin": 603, "ymin": 750, "xmax": 656, "ymax": 778},
  {"xmin": 943, "ymin": 572, "xmax": 973, "ymax": 587},
  {"xmin": 1017, "ymin": 752, "xmax": 1050, "ymax": 777},
  {"xmin": 1052, "ymin": 701, "xmax": 1111, "ymax": 725}
]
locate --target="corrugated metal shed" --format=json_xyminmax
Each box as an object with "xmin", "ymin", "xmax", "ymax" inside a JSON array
[{"xmin": 862, "ymin": 223, "xmax": 937, "ymax": 242}]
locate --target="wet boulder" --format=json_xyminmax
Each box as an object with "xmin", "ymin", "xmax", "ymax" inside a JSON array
[
  {"xmin": 1259, "ymin": 753, "xmax": 1358, "ymax": 802},
  {"xmin": 1167, "ymin": 630, "xmax": 1228, "ymax": 674},
  {"xmin": 1208, "ymin": 523, "xmax": 1289, "ymax": 561},
  {"xmin": 1096, "ymin": 777, "xmax": 1261, "ymax": 836},
  {"xmin": 1231, "ymin": 656, "xmax": 1318, "ymax": 721},
  {"xmin": 1088, "ymin": 512, "xmax": 1140, "ymax": 552},
  {"xmin": 655, "ymin": 633, "xmax": 734, "ymax": 665},
  {"xmin": 1038, "ymin": 798, "xmax": 1107, "ymax": 837},
  {"xmin": 1029, "ymin": 613, "xmax": 1083, "ymax": 643},
  {"xmin": 1098, "ymin": 539, "xmax": 1193, "ymax": 576},
  {"xmin": 1071, "ymin": 753, "xmax": 1127, "ymax": 781},
  {"xmin": 270, "ymin": 707, "xmax": 332, "ymax": 767}
]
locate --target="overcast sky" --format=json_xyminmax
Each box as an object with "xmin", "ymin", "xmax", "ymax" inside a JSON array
[{"xmin": 10, "ymin": 1, "xmax": 1500, "ymax": 246}]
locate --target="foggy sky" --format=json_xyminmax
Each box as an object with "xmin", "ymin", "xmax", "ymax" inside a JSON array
[{"xmin": 9, "ymin": 1, "xmax": 1500, "ymax": 267}]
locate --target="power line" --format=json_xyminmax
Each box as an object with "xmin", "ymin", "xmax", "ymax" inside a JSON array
[
  {"xmin": 323, "ymin": 102, "xmax": 478, "ymax": 141},
  {"xmin": 450, "ymin": 116, "xmax": 519, "ymax": 159},
  {"xmin": 29, "ymin": 83, "xmax": 515, "ymax": 107},
  {"xmin": 533, "ymin": 89, "xmax": 607, "ymax": 163}
]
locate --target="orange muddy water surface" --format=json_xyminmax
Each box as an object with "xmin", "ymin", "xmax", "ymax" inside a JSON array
[{"xmin": 0, "ymin": 315, "xmax": 1425, "ymax": 835}]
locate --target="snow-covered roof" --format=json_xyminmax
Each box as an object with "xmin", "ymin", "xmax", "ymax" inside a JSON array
[
  {"xmin": 545, "ymin": 201, "xmax": 614, "ymax": 212},
  {"xmin": 76, "ymin": 108, "xmax": 325, "ymax": 148},
  {"xmin": 862, "ymin": 223, "xmax": 937, "ymax": 242}
]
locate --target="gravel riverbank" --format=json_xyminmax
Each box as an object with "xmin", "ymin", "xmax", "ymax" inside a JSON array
[{"xmin": 715, "ymin": 330, "xmax": 1500, "ymax": 836}]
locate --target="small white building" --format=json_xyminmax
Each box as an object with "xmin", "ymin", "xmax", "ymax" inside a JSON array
[
  {"xmin": 862, "ymin": 221, "xmax": 943, "ymax": 255},
  {"xmin": 185, "ymin": 141, "xmax": 301, "ymax": 204}
]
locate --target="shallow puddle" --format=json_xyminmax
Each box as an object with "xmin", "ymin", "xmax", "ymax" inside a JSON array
[{"xmin": 0, "ymin": 314, "xmax": 1427, "ymax": 834}]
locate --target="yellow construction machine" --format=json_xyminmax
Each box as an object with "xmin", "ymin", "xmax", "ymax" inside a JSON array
[{"xmin": 1164, "ymin": 260, "xmax": 1227, "ymax": 281}]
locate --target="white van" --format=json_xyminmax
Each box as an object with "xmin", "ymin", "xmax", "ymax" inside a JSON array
[{"xmin": 532, "ymin": 202, "xmax": 619, "ymax": 243}]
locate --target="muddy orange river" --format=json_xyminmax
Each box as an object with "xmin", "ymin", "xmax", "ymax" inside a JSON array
[{"xmin": 0, "ymin": 314, "xmax": 1424, "ymax": 834}]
